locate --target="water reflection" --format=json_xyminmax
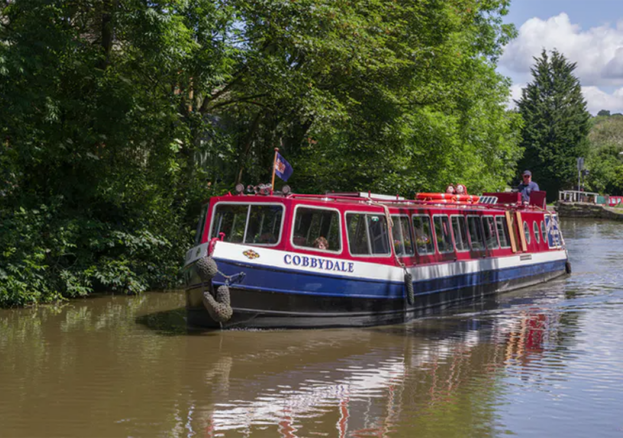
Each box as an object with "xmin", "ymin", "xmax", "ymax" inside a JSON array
[
  {"xmin": 174, "ymin": 280, "xmax": 579, "ymax": 438},
  {"xmin": 1, "ymin": 219, "xmax": 623, "ymax": 437}
]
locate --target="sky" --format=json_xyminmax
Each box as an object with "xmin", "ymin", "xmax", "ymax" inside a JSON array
[{"xmin": 499, "ymin": 0, "xmax": 623, "ymax": 114}]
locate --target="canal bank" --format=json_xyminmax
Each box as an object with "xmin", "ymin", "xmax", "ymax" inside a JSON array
[{"xmin": 556, "ymin": 201, "xmax": 623, "ymax": 220}]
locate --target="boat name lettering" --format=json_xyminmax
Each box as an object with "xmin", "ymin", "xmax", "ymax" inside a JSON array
[{"xmin": 284, "ymin": 254, "xmax": 354, "ymax": 273}]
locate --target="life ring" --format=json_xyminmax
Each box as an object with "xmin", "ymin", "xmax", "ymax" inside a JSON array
[
  {"xmin": 455, "ymin": 194, "xmax": 480, "ymax": 203},
  {"xmin": 416, "ymin": 193, "xmax": 455, "ymax": 202}
]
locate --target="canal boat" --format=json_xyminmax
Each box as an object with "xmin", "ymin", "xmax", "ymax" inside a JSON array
[{"xmin": 183, "ymin": 185, "xmax": 569, "ymax": 329}]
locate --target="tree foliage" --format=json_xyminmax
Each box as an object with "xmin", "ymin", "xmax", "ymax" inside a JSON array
[
  {"xmin": 584, "ymin": 114, "xmax": 623, "ymax": 195},
  {"xmin": 516, "ymin": 49, "xmax": 591, "ymax": 200},
  {"xmin": 0, "ymin": 0, "xmax": 521, "ymax": 305}
]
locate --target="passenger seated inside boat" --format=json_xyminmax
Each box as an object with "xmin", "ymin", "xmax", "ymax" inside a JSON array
[
  {"xmin": 258, "ymin": 232, "xmax": 277, "ymax": 244},
  {"xmin": 313, "ymin": 236, "xmax": 328, "ymax": 250},
  {"xmin": 446, "ymin": 184, "xmax": 456, "ymax": 194}
]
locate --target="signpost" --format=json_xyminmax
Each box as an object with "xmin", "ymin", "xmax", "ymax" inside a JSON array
[{"xmin": 577, "ymin": 157, "xmax": 584, "ymax": 192}]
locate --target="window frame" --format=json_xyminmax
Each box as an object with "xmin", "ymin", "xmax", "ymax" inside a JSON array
[
  {"xmin": 412, "ymin": 214, "xmax": 436, "ymax": 256},
  {"xmin": 466, "ymin": 214, "xmax": 486, "ymax": 251},
  {"xmin": 523, "ymin": 220, "xmax": 531, "ymax": 245},
  {"xmin": 391, "ymin": 214, "xmax": 415, "ymax": 257},
  {"xmin": 482, "ymin": 215, "xmax": 500, "ymax": 250},
  {"xmin": 209, "ymin": 201, "xmax": 286, "ymax": 247},
  {"xmin": 533, "ymin": 221, "xmax": 541, "ymax": 244},
  {"xmin": 450, "ymin": 215, "xmax": 470, "ymax": 253},
  {"xmin": 550, "ymin": 214, "xmax": 562, "ymax": 248},
  {"xmin": 195, "ymin": 203, "xmax": 210, "ymax": 245},
  {"xmin": 432, "ymin": 214, "xmax": 454, "ymax": 254},
  {"xmin": 291, "ymin": 204, "xmax": 343, "ymax": 254},
  {"xmin": 495, "ymin": 216, "xmax": 511, "ymax": 249},
  {"xmin": 345, "ymin": 210, "xmax": 393, "ymax": 258}
]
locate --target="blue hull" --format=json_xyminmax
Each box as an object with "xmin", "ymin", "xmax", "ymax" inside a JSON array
[{"xmin": 185, "ymin": 258, "xmax": 568, "ymax": 329}]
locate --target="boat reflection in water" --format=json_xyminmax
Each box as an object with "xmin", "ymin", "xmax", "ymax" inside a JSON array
[{"xmin": 189, "ymin": 281, "xmax": 573, "ymax": 437}]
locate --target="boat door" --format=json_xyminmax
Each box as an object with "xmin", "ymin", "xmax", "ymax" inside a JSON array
[{"xmin": 544, "ymin": 214, "xmax": 562, "ymax": 248}]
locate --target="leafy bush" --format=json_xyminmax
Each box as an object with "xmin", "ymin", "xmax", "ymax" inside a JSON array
[{"xmin": 0, "ymin": 202, "xmax": 187, "ymax": 307}]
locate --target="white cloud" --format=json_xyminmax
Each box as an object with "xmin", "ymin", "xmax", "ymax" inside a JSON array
[
  {"xmin": 501, "ymin": 13, "xmax": 623, "ymax": 87},
  {"xmin": 507, "ymin": 83, "xmax": 525, "ymax": 109},
  {"xmin": 501, "ymin": 13, "xmax": 623, "ymax": 114},
  {"xmin": 506, "ymin": 84, "xmax": 623, "ymax": 115},
  {"xmin": 582, "ymin": 86, "xmax": 623, "ymax": 114}
]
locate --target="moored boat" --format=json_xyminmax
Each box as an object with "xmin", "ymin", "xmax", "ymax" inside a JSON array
[{"xmin": 183, "ymin": 185, "xmax": 569, "ymax": 329}]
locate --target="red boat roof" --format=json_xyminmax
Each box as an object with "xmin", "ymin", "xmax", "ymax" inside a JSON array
[{"xmin": 209, "ymin": 190, "xmax": 550, "ymax": 213}]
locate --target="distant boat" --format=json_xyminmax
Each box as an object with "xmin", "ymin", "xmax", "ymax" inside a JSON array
[{"xmin": 183, "ymin": 187, "xmax": 569, "ymax": 329}]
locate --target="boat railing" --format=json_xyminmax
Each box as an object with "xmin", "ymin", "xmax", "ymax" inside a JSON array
[
  {"xmin": 558, "ymin": 190, "xmax": 601, "ymax": 204},
  {"xmin": 286, "ymin": 192, "xmax": 542, "ymax": 212}
]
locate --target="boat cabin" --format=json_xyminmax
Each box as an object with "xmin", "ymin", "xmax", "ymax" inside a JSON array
[{"xmin": 194, "ymin": 190, "xmax": 563, "ymax": 269}]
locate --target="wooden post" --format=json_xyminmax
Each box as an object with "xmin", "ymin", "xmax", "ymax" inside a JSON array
[
  {"xmin": 516, "ymin": 211, "xmax": 528, "ymax": 252},
  {"xmin": 506, "ymin": 211, "xmax": 517, "ymax": 253},
  {"xmin": 270, "ymin": 147, "xmax": 279, "ymax": 194}
]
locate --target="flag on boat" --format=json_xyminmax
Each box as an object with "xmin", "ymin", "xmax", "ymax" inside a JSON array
[{"xmin": 274, "ymin": 152, "xmax": 293, "ymax": 182}]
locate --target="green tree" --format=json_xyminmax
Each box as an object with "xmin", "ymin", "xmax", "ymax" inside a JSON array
[
  {"xmin": 0, "ymin": 0, "xmax": 522, "ymax": 306},
  {"xmin": 516, "ymin": 49, "xmax": 591, "ymax": 200},
  {"xmin": 584, "ymin": 115, "xmax": 623, "ymax": 195}
]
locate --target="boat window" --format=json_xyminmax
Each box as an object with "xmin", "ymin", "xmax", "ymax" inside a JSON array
[
  {"xmin": 533, "ymin": 222, "xmax": 541, "ymax": 244},
  {"xmin": 210, "ymin": 204, "xmax": 248, "ymax": 243},
  {"xmin": 391, "ymin": 215, "xmax": 415, "ymax": 256},
  {"xmin": 550, "ymin": 214, "xmax": 562, "ymax": 247},
  {"xmin": 483, "ymin": 216, "xmax": 499, "ymax": 249},
  {"xmin": 523, "ymin": 221, "xmax": 531, "ymax": 245},
  {"xmin": 545, "ymin": 215, "xmax": 553, "ymax": 247},
  {"xmin": 210, "ymin": 203, "xmax": 284, "ymax": 246},
  {"xmin": 194, "ymin": 203, "xmax": 210, "ymax": 244},
  {"xmin": 451, "ymin": 216, "xmax": 469, "ymax": 252},
  {"xmin": 346, "ymin": 213, "xmax": 391, "ymax": 256},
  {"xmin": 433, "ymin": 215, "xmax": 453, "ymax": 254},
  {"xmin": 496, "ymin": 216, "xmax": 511, "ymax": 249},
  {"xmin": 292, "ymin": 207, "xmax": 341, "ymax": 251},
  {"xmin": 541, "ymin": 221, "xmax": 546, "ymax": 243},
  {"xmin": 467, "ymin": 216, "xmax": 485, "ymax": 250},
  {"xmin": 412, "ymin": 215, "xmax": 434, "ymax": 255}
]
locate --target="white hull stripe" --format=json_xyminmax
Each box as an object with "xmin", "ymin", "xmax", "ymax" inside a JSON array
[{"xmin": 186, "ymin": 242, "xmax": 567, "ymax": 283}]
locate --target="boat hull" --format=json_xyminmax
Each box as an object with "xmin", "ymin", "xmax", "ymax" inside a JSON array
[{"xmin": 185, "ymin": 252, "xmax": 568, "ymax": 329}]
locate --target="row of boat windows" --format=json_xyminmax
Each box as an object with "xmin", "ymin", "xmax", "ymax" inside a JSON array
[{"xmin": 206, "ymin": 203, "xmax": 560, "ymax": 256}]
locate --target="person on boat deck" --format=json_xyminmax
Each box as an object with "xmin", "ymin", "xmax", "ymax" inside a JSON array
[
  {"xmin": 313, "ymin": 236, "xmax": 328, "ymax": 250},
  {"xmin": 517, "ymin": 170, "xmax": 539, "ymax": 203},
  {"xmin": 445, "ymin": 184, "xmax": 456, "ymax": 194},
  {"xmin": 455, "ymin": 184, "xmax": 467, "ymax": 195}
]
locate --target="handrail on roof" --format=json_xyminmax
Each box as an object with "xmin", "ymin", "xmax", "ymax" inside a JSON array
[
  {"xmin": 219, "ymin": 189, "xmax": 548, "ymax": 212},
  {"xmin": 287, "ymin": 193, "xmax": 534, "ymax": 211}
]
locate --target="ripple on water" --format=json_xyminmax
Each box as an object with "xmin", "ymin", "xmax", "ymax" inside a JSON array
[{"xmin": 2, "ymin": 220, "xmax": 623, "ymax": 437}]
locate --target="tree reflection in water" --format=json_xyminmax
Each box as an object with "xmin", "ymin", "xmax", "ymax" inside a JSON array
[{"xmin": 0, "ymin": 279, "xmax": 582, "ymax": 438}]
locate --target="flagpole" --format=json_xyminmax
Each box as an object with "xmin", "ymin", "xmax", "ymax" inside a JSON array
[{"xmin": 271, "ymin": 147, "xmax": 279, "ymax": 194}]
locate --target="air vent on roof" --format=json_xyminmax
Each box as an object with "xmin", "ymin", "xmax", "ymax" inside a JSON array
[{"xmin": 479, "ymin": 196, "xmax": 498, "ymax": 204}]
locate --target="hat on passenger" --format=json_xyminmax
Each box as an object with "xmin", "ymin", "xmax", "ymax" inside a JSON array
[{"xmin": 522, "ymin": 170, "xmax": 532, "ymax": 176}]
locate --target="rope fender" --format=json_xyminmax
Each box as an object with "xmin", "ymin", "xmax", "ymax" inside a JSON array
[
  {"xmin": 196, "ymin": 256, "xmax": 218, "ymax": 281},
  {"xmin": 404, "ymin": 271, "xmax": 414, "ymax": 306},
  {"xmin": 203, "ymin": 285, "xmax": 233, "ymax": 323},
  {"xmin": 195, "ymin": 249, "xmax": 245, "ymax": 324}
]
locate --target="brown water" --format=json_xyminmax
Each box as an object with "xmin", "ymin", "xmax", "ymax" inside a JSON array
[{"xmin": 1, "ymin": 218, "xmax": 623, "ymax": 438}]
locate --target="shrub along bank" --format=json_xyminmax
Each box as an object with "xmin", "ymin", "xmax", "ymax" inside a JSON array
[{"xmin": 0, "ymin": 0, "xmax": 521, "ymax": 306}]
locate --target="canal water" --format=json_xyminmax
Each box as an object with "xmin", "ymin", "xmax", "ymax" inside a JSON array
[{"xmin": 1, "ymin": 218, "xmax": 623, "ymax": 437}]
